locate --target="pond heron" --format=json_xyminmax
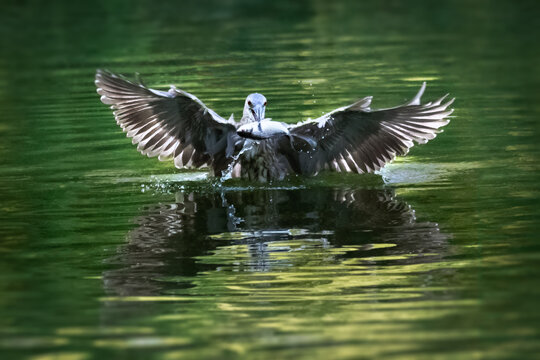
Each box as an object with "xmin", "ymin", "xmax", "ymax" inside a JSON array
[{"xmin": 95, "ymin": 70, "xmax": 453, "ymax": 182}]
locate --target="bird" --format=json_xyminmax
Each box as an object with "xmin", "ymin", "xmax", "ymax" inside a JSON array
[{"xmin": 95, "ymin": 70, "xmax": 454, "ymax": 182}]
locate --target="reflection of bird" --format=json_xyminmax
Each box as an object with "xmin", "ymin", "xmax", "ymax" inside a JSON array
[
  {"xmin": 102, "ymin": 188, "xmax": 449, "ymax": 297},
  {"xmin": 96, "ymin": 70, "xmax": 453, "ymax": 181}
]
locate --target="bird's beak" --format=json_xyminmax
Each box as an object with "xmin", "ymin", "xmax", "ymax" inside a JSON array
[{"xmin": 254, "ymin": 105, "xmax": 265, "ymax": 122}]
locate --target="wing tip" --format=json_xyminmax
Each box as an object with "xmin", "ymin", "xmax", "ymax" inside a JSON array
[
  {"xmin": 348, "ymin": 96, "xmax": 373, "ymax": 111},
  {"xmin": 100, "ymin": 95, "xmax": 114, "ymax": 105},
  {"xmin": 95, "ymin": 68, "xmax": 113, "ymax": 82},
  {"xmin": 95, "ymin": 69, "xmax": 145, "ymax": 89},
  {"xmin": 406, "ymin": 82, "xmax": 427, "ymax": 106}
]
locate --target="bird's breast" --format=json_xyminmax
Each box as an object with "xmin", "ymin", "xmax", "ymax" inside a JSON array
[{"xmin": 234, "ymin": 140, "xmax": 289, "ymax": 182}]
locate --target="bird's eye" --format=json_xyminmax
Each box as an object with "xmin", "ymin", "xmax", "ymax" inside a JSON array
[
  {"xmin": 248, "ymin": 101, "xmax": 252, "ymax": 107},
  {"xmin": 264, "ymin": 101, "xmax": 267, "ymax": 106}
]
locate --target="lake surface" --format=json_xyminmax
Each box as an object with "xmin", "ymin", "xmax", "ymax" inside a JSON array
[{"xmin": 1, "ymin": 1, "xmax": 539, "ymax": 359}]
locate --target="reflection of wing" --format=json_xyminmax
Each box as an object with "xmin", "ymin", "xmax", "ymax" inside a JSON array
[
  {"xmin": 95, "ymin": 70, "xmax": 241, "ymax": 173},
  {"xmin": 286, "ymin": 83, "xmax": 454, "ymax": 175},
  {"xmin": 326, "ymin": 189, "xmax": 448, "ymax": 259},
  {"xmin": 102, "ymin": 193, "xmax": 230, "ymax": 297},
  {"xmin": 331, "ymin": 188, "xmax": 415, "ymax": 226}
]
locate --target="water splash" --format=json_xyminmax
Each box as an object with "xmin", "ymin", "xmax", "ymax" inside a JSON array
[
  {"xmin": 220, "ymin": 191, "xmax": 244, "ymax": 232},
  {"xmin": 220, "ymin": 141, "xmax": 255, "ymax": 182},
  {"xmin": 138, "ymin": 173, "xmax": 208, "ymax": 193}
]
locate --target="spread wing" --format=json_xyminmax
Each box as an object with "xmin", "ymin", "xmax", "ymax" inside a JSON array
[
  {"xmin": 95, "ymin": 70, "xmax": 240, "ymax": 171},
  {"xmin": 287, "ymin": 83, "xmax": 454, "ymax": 175}
]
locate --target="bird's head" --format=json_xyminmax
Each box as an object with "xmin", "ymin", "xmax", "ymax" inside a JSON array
[{"xmin": 243, "ymin": 93, "xmax": 267, "ymax": 122}]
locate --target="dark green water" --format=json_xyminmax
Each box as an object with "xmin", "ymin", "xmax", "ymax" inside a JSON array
[{"xmin": 1, "ymin": 1, "xmax": 539, "ymax": 359}]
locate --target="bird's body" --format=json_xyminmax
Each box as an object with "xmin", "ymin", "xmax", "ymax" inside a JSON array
[
  {"xmin": 231, "ymin": 139, "xmax": 294, "ymax": 181},
  {"xmin": 95, "ymin": 70, "xmax": 454, "ymax": 182}
]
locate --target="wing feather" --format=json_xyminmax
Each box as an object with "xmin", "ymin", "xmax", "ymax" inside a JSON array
[
  {"xmin": 288, "ymin": 83, "xmax": 453, "ymax": 175},
  {"xmin": 95, "ymin": 70, "xmax": 239, "ymax": 171}
]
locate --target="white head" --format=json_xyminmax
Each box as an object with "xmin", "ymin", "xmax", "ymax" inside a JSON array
[{"xmin": 243, "ymin": 93, "xmax": 267, "ymax": 122}]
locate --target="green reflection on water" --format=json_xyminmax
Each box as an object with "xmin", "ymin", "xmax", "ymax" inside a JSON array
[{"xmin": 1, "ymin": 0, "xmax": 539, "ymax": 359}]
